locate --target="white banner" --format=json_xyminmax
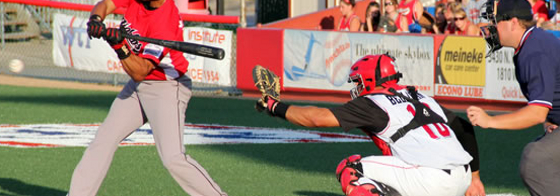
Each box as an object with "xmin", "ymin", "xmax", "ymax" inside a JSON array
[
  {"xmin": 484, "ymin": 47, "xmax": 526, "ymax": 102},
  {"xmin": 283, "ymin": 30, "xmax": 435, "ymax": 95},
  {"xmin": 53, "ymin": 13, "xmax": 124, "ymax": 73},
  {"xmin": 52, "ymin": 14, "xmax": 233, "ymax": 86},
  {"xmin": 182, "ymin": 27, "xmax": 233, "ymax": 86}
]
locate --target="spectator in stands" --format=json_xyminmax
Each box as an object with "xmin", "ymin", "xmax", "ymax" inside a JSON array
[
  {"xmin": 528, "ymin": 0, "xmax": 550, "ymax": 27},
  {"xmin": 444, "ymin": 2, "xmax": 461, "ymax": 34},
  {"xmin": 418, "ymin": 10, "xmax": 439, "ymax": 33},
  {"xmin": 338, "ymin": 0, "xmax": 361, "ymax": 31},
  {"xmin": 362, "ymin": 1, "xmax": 381, "ymax": 32},
  {"xmin": 449, "ymin": 3, "xmax": 481, "ymax": 35},
  {"xmin": 435, "ymin": 3, "xmax": 449, "ymax": 33},
  {"xmin": 552, "ymin": 2, "xmax": 560, "ymax": 29},
  {"xmin": 465, "ymin": 0, "xmax": 489, "ymax": 27},
  {"xmin": 547, "ymin": 3, "xmax": 560, "ymax": 30},
  {"xmin": 319, "ymin": 16, "xmax": 336, "ymax": 30},
  {"xmin": 379, "ymin": 0, "xmax": 400, "ymax": 32},
  {"xmin": 396, "ymin": 0, "xmax": 424, "ymax": 33}
]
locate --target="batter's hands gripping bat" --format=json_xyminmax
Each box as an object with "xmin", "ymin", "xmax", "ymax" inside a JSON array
[
  {"xmin": 252, "ymin": 65, "xmax": 281, "ymax": 112},
  {"xmin": 121, "ymin": 33, "xmax": 225, "ymax": 60}
]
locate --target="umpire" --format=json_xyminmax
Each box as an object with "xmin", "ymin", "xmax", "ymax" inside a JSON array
[{"xmin": 467, "ymin": 0, "xmax": 560, "ymax": 195}]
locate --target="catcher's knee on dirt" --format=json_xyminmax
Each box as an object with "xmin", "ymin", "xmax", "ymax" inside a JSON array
[{"xmin": 335, "ymin": 155, "xmax": 401, "ymax": 196}]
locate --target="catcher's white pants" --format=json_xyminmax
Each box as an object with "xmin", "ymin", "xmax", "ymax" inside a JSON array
[{"xmin": 360, "ymin": 156, "xmax": 471, "ymax": 196}]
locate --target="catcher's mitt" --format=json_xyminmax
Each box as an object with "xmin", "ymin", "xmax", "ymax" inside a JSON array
[{"xmin": 252, "ymin": 65, "xmax": 280, "ymax": 112}]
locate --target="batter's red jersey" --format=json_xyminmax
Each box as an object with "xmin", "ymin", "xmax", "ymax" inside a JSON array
[{"xmin": 113, "ymin": 0, "xmax": 188, "ymax": 80}]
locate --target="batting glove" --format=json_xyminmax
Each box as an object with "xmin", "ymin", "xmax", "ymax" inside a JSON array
[
  {"xmin": 86, "ymin": 15, "xmax": 105, "ymax": 39},
  {"xmin": 103, "ymin": 28, "xmax": 130, "ymax": 60},
  {"xmin": 103, "ymin": 28, "xmax": 125, "ymax": 47}
]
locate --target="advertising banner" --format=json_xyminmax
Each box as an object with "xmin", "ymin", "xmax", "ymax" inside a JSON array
[
  {"xmin": 485, "ymin": 47, "xmax": 526, "ymax": 102},
  {"xmin": 435, "ymin": 84, "xmax": 485, "ymax": 98},
  {"xmin": 182, "ymin": 27, "xmax": 233, "ymax": 86},
  {"xmin": 53, "ymin": 13, "xmax": 124, "ymax": 73},
  {"xmin": 53, "ymin": 13, "xmax": 234, "ymax": 86},
  {"xmin": 283, "ymin": 30, "xmax": 435, "ymax": 95},
  {"xmin": 435, "ymin": 36, "xmax": 487, "ymax": 98}
]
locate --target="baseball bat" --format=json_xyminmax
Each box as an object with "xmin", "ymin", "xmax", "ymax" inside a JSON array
[{"xmin": 121, "ymin": 33, "xmax": 225, "ymax": 60}]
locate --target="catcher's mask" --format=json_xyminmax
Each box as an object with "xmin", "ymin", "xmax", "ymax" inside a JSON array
[
  {"xmin": 480, "ymin": 0, "xmax": 502, "ymax": 55},
  {"xmin": 348, "ymin": 54, "xmax": 402, "ymax": 99}
]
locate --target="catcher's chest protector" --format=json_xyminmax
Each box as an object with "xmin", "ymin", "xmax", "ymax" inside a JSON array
[{"xmin": 364, "ymin": 89, "xmax": 472, "ymax": 169}]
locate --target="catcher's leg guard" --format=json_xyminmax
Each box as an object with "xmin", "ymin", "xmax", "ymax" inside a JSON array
[
  {"xmin": 349, "ymin": 184, "xmax": 379, "ymax": 196},
  {"xmin": 336, "ymin": 155, "xmax": 401, "ymax": 196},
  {"xmin": 336, "ymin": 155, "xmax": 363, "ymax": 194},
  {"xmin": 347, "ymin": 178, "xmax": 401, "ymax": 196}
]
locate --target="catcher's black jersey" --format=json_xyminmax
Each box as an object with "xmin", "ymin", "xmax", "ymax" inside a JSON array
[
  {"xmin": 330, "ymin": 97, "xmax": 389, "ymax": 133},
  {"xmin": 330, "ymin": 95, "xmax": 459, "ymax": 134}
]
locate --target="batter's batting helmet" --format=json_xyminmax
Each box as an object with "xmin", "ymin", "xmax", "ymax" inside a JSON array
[{"xmin": 348, "ymin": 54, "xmax": 402, "ymax": 99}]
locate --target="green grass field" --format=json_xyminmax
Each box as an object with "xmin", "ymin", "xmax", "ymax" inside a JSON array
[{"xmin": 0, "ymin": 84, "xmax": 541, "ymax": 196}]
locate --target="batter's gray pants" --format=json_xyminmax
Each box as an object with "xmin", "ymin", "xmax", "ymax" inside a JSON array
[
  {"xmin": 520, "ymin": 128, "xmax": 560, "ymax": 196},
  {"xmin": 68, "ymin": 76, "xmax": 227, "ymax": 196}
]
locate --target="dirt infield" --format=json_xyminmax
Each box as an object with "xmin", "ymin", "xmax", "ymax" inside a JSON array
[{"xmin": 0, "ymin": 74, "xmax": 123, "ymax": 92}]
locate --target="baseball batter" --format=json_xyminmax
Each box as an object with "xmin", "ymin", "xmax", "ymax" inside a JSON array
[
  {"xmin": 68, "ymin": 0, "xmax": 227, "ymax": 196},
  {"xmin": 257, "ymin": 54, "xmax": 484, "ymax": 196}
]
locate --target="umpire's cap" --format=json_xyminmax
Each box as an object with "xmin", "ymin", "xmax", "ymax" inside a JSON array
[{"xmin": 496, "ymin": 0, "xmax": 533, "ymax": 22}]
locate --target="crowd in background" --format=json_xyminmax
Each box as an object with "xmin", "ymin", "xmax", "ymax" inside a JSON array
[{"xmin": 336, "ymin": 0, "xmax": 560, "ymax": 35}]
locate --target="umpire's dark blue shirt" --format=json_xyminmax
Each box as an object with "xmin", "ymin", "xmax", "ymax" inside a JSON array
[{"xmin": 514, "ymin": 26, "xmax": 560, "ymax": 124}]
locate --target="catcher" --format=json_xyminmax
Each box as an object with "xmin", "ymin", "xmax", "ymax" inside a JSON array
[{"xmin": 253, "ymin": 54, "xmax": 485, "ymax": 196}]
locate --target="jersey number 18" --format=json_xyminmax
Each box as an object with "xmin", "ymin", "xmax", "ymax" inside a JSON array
[{"xmin": 406, "ymin": 104, "xmax": 451, "ymax": 139}]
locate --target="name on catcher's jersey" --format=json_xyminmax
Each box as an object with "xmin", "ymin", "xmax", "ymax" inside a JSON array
[
  {"xmin": 365, "ymin": 89, "xmax": 472, "ymax": 169},
  {"xmin": 113, "ymin": 0, "xmax": 188, "ymax": 80}
]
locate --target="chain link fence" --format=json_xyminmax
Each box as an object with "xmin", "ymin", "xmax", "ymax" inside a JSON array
[{"xmin": 1, "ymin": 1, "xmax": 241, "ymax": 96}]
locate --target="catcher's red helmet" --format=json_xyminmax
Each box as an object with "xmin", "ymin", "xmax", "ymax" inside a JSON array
[{"xmin": 348, "ymin": 54, "xmax": 402, "ymax": 99}]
